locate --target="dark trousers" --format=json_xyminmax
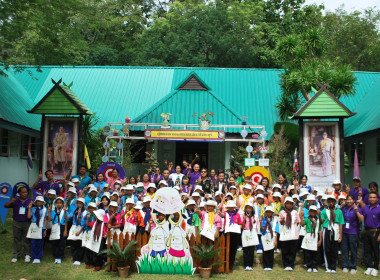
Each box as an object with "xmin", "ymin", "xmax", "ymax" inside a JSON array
[
  {"xmin": 304, "ymin": 249, "xmax": 318, "ymax": 269},
  {"xmin": 281, "ymin": 239, "xmax": 297, "ymax": 268},
  {"xmin": 229, "ymin": 233, "xmax": 240, "ymax": 270},
  {"xmin": 256, "ymin": 235, "xmax": 263, "ymax": 251},
  {"xmin": 71, "ymin": 240, "xmax": 84, "ymax": 262},
  {"xmin": 31, "ymin": 229, "xmax": 45, "ymax": 259},
  {"xmin": 243, "ymin": 246, "xmax": 255, "ymax": 267},
  {"xmin": 263, "ymin": 249, "xmax": 274, "ymax": 268},
  {"xmin": 51, "ymin": 225, "xmax": 66, "ymax": 259},
  {"xmin": 362, "ymin": 229, "xmax": 380, "ymax": 270},
  {"xmin": 12, "ymin": 220, "xmax": 31, "ymax": 258},
  {"xmin": 341, "ymin": 233, "xmax": 358, "ymax": 269},
  {"xmin": 93, "ymin": 238, "xmax": 107, "ymax": 267},
  {"xmin": 85, "ymin": 248, "xmax": 95, "ymax": 265},
  {"xmin": 323, "ymin": 228, "xmax": 338, "ymax": 270}
]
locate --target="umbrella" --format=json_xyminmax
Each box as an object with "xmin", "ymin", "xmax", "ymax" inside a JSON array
[{"xmin": 150, "ymin": 187, "xmax": 184, "ymax": 215}]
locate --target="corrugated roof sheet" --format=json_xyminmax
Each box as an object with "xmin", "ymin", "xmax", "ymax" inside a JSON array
[{"xmin": 344, "ymin": 75, "xmax": 380, "ymax": 137}]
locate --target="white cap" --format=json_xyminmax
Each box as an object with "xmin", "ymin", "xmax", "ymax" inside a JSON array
[
  {"xmin": 309, "ymin": 205, "xmax": 318, "ymax": 211},
  {"xmin": 206, "ymin": 200, "xmax": 217, "ymax": 207},
  {"xmin": 229, "ymin": 185, "xmax": 237, "ymax": 190},
  {"xmin": 272, "ymin": 184, "xmax": 281, "ymax": 190},
  {"xmin": 226, "ymin": 200, "xmax": 236, "ymax": 208},
  {"xmin": 192, "ymin": 192, "xmax": 200, "ymax": 197},
  {"xmin": 88, "ymin": 202, "xmax": 97, "ymax": 208},
  {"xmin": 148, "ymin": 183, "xmax": 156, "ymax": 190},
  {"xmin": 244, "ymin": 202, "xmax": 254, "ymax": 209},
  {"xmin": 256, "ymin": 185, "xmax": 264, "ymax": 192},
  {"xmin": 256, "ymin": 194, "xmax": 264, "ymax": 200},
  {"xmin": 114, "ymin": 180, "xmax": 122, "ymax": 186},
  {"xmin": 47, "ymin": 189, "xmax": 57, "ymax": 196},
  {"xmin": 159, "ymin": 180, "xmax": 168, "ymax": 186},
  {"xmin": 338, "ymin": 194, "xmax": 346, "ymax": 200},
  {"xmin": 199, "ymin": 202, "xmax": 205, "ymax": 208},
  {"xmin": 103, "ymin": 183, "xmax": 109, "ymax": 189},
  {"xmin": 243, "ymin": 184, "xmax": 252, "ymax": 191},
  {"xmin": 299, "ymin": 188, "xmax": 309, "ymax": 197},
  {"xmin": 76, "ymin": 197, "xmax": 85, "ymax": 205},
  {"xmin": 272, "ymin": 192, "xmax": 282, "ymax": 198},
  {"xmin": 292, "ymin": 194, "xmax": 300, "ymax": 201},
  {"xmin": 215, "ymin": 191, "xmax": 223, "ymax": 197},
  {"xmin": 284, "ymin": 197, "xmax": 295, "ymax": 204},
  {"xmin": 125, "ymin": 184, "xmax": 134, "ymax": 191},
  {"xmin": 143, "ymin": 197, "xmax": 151, "ymax": 203},
  {"xmin": 111, "ymin": 192, "xmax": 119, "ymax": 197},
  {"xmin": 187, "ymin": 199, "xmax": 196, "ymax": 206},
  {"xmin": 109, "ymin": 201, "xmax": 119, "ymax": 208},
  {"xmin": 94, "ymin": 209, "xmax": 105, "ymax": 221},
  {"xmin": 88, "ymin": 186, "xmax": 98, "ymax": 193},
  {"xmin": 194, "ymin": 185, "xmax": 203, "ymax": 192},
  {"xmin": 54, "ymin": 197, "xmax": 64, "ymax": 203},
  {"xmin": 67, "ymin": 182, "xmax": 75, "ymax": 188},
  {"xmin": 288, "ymin": 185, "xmax": 295, "ymax": 190},
  {"xmin": 136, "ymin": 182, "xmax": 144, "ymax": 188},
  {"xmin": 317, "ymin": 191, "xmax": 324, "ymax": 197},
  {"xmin": 68, "ymin": 187, "xmax": 77, "ymax": 194},
  {"xmin": 332, "ymin": 179, "xmax": 342, "ymax": 185},
  {"xmin": 134, "ymin": 201, "xmax": 143, "ymax": 210},
  {"xmin": 265, "ymin": 206, "xmax": 274, "ymax": 212},
  {"xmin": 120, "ymin": 186, "xmax": 127, "ymax": 191},
  {"xmin": 326, "ymin": 195, "xmax": 337, "ymax": 201},
  {"xmin": 322, "ymin": 194, "xmax": 328, "ymax": 200},
  {"xmin": 101, "ymin": 192, "xmax": 111, "ymax": 200},
  {"xmin": 72, "ymin": 178, "xmax": 80, "ymax": 183},
  {"xmin": 125, "ymin": 198, "xmax": 135, "ymax": 205},
  {"xmin": 306, "ymin": 194, "xmax": 316, "ymax": 201},
  {"xmin": 180, "ymin": 192, "xmax": 188, "ymax": 197},
  {"xmin": 35, "ymin": 196, "xmax": 45, "ymax": 203},
  {"xmin": 226, "ymin": 192, "xmax": 234, "ymax": 198}
]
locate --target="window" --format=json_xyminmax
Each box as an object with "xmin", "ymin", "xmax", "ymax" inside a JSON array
[
  {"xmin": 377, "ymin": 138, "xmax": 380, "ymax": 164},
  {"xmin": 0, "ymin": 128, "xmax": 9, "ymax": 156},
  {"xmin": 350, "ymin": 141, "xmax": 365, "ymax": 166},
  {"xmin": 21, "ymin": 135, "xmax": 39, "ymax": 159}
]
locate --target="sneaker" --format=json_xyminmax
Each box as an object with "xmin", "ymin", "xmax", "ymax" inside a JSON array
[
  {"xmin": 284, "ymin": 267, "xmax": 289, "ymax": 271},
  {"xmin": 364, "ymin": 268, "xmax": 373, "ymax": 275},
  {"xmin": 326, "ymin": 269, "xmax": 331, "ymax": 273},
  {"xmin": 288, "ymin": 267, "xmax": 293, "ymax": 271},
  {"xmin": 343, "ymin": 268, "xmax": 349, "ymax": 273},
  {"xmin": 267, "ymin": 268, "xmax": 272, "ymax": 271},
  {"xmin": 371, "ymin": 269, "xmax": 378, "ymax": 277},
  {"xmin": 54, "ymin": 259, "xmax": 58, "ymax": 264},
  {"xmin": 304, "ymin": 264, "xmax": 307, "ymax": 268},
  {"xmin": 73, "ymin": 261, "xmax": 81, "ymax": 266},
  {"xmin": 11, "ymin": 258, "xmax": 17, "ymax": 263},
  {"xmin": 257, "ymin": 249, "xmax": 263, "ymax": 254},
  {"xmin": 307, "ymin": 268, "xmax": 312, "ymax": 272},
  {"xmin": 237, "ymin": 247, "xmax": 243, "ymax": 252},
  {"xmin": 350, "ymin": 269, "xmax": 357, "ymax": 274},
  {"xmin": 25, "ymin": 255, "xmax": 31, "ymax": 263},
  {"xmin": 313, "ymin": 268, "xmax": 318, "ymax": 273},
  {"xmin": 57, "ymin": 259, "xmax": 62, "ymax": 264},
  {"xmin": 245, "ymin": 266, "xmax": 250, "ymax": 271},
  {"xmin": 32, "ymin": 259, "xmax": 40, "ymax": 264},
  {"xmin": 275, "ymin": 249, "xmax": 280, "ymax": 253},
  {"xmin": 338, "ymin": 250, "xmax": 341, "ymax": 255},
  {"xmin": 331, "ymin": 270, "xmax": 336, "ymax": 274}
]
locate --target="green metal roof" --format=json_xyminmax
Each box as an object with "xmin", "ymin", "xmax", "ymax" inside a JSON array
[
  {"xmin": 344, "ymin": 75, "xmax": 380, "ymax": 137},
  {"xmin": 3, "ymin": 66, "xmax": 380, "ymax": 137}
]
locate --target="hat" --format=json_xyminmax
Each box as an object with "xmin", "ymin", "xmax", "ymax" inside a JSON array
[
  {"xmin": 194, "ymin": 185, "xmax": 203, "ymax": 192},
  {"xmin": 272, "ymin": 192, "xmax": 282, "ymax": 198},
  {"xmin": 256, "ymin": 185, "xmax": 264, "ymax": 192},
  {"xmin": 292, "ymin": 194, "xmax": 300, "ymax": 201},
  {"xmin": 76, "ymin": 197, "xmax": 85, "ymax": 205},
  {"xmin": 256, "ymin": 194, "xmax": 264, "ymax": 200},
  {"xmin": 332, "ymin": 179, "xmax": 342, "ymax": 185},
  {"xmin": 338, "ymin": 194, "xmax": 346, "ymax": 200},
  {"xmin": 47, "ymin": 189, "xmax": 57, "ymax": 196},
  {"xmin": 54, "ymin": 197, "xmax": 64, "ymax": 204},
  {"xmin": 109, "ymin": 201, "xmax": 119, "ymax": 208},
  {"xmin": 125, "ymin": 198, "xmax": 135, "ymax": 205},
  {"xmin": 67, "ymin": 182, "xmax": 75, "ymax": 188},
  {"xmin": 229, "ymin": 185, "xmax": 237, "ymax": 190},
  {"xmin": 101, "ymin": 192, "xmax": 111, "ymax": 200},
  {"xmin": 187, "ymin": 199, "xmax": 196, "ymax": 206},
  {"xmin": 309, "ymin": 205, "xmax": 318, "ymax": 211},
  {"xmin": 244, "ymin": 202, "xmax": 254, "ymax": 210},
  {"xmin": 306, "ymin": 194, "xmax": 316, "ymax": 201},
  {"xmin": 180, "ymin": 192, "xmax": 187, "ymax": 196},
  {"xmin": 143, "ymin": 196, "xmax": 151, "ymax": 203},
  {"xmin": 159, "ymin": 180, "xmax": 168, "ymax": 186},
  {"xmin": 243, "ymin": 184, "xmax": 252, "ymax": 191},
  {"xmin": 114, "ymin": 180, "xmax": 122, "ymax": 186},
  {"xmin": 353, "ymin": 177, "xmax": 361, "ymax": 181},
  {"xmin": 272, "ymin": 184, "xmax": 281, "ymax": 190},
  {"xmin": 136, "ymin": 182, "xmax": 144, "ymax": 188},
  {"xmin": 214, "ymin": 191, "xmax": 223, "ymax": 197},
  {"xmin": 321, "ymin": 194, "xmax": 328, "ymax": 200},
  {"xmin": 119, "ymin": 186, "xmax": 127, "ymax": 191},
  {"xmin": 199, "ymin": 201, "xmax": 205, "ymax": 208},
  {"xmin": 103, "ymin": 183, "xmax": 109, "ymax": 189},
  {"xmin": 173, "ymin": 186, "xmax": 180, "ymax": 191},
  {"xmin": 206, "ymin": 200, "xmax": 217, "ymax": 207},
  {"xmin": 284, "ymin": 197, "xmax": 295, "ymax": 204},
  {"xmin": 326, "ymin": 195, "xmax": 337, "ymax": 201},
  {"xmin": 147, "ymin": 183, "xmax": 156, "ymax": 190},
  {"xmin": 265, "ymin": 206, "xmax": 274, "ymax": 213},
  {"xmin": 317, "ymin": 191, "xmax": 324, "ymax": 197},
  {"xmin": 226, "ymin": 200, "xmax": 236, "ymax": 208},
  {"xmin": 299, "ymin": 188, "xmax": 309, "ymax": 197},
  {"xmin": 72, "ymin": 178, "xmax": 80, "ymax": 183},
  {"xmin": 225, "ymin": 192, "xmax": 234, "ymax": 198},
  {"xmin": 87, "ymin": 202, "xmax": 97, "ymax": 208},
  {"xmin": 93, "ymin": 209, "xmax": 105, "ymax": 221},
  {"xmin": 68, "ymin": 187, "xmax": 77, "ymax": 194},
  {"xmin": 111, "ymin": 192, "xmax": 119, "ymax": 197},
  {"xmin": 134, "ymin": 201, "xmax": 143, "ymax": 210},
  {"xmin": 288, "ymin": 185, "xmax": 295, "ymax": 190},
  {"xmin": 192, "ymin": 192, "xmax": 200, "ymax": 197},
  {"xmin": 88, "ymin": 186, "xmax": 98, "ymax": 193},
  {"xmin": 125, "ymin": 184, "xmax": 134, "ymax": 191}
]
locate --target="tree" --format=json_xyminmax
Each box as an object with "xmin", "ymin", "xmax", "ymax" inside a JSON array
[
  {"xmin": 275, "ymin": 27, "xmax": 357, "ymax": 120},
  {"xmin": 267, "ymin": 125, "xmax": 291, "ymax": 179}
]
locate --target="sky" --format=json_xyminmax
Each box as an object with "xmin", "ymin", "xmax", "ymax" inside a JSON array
[{"xmin": 304, "ymin": 0, "xmax": 379, "ymax": 12}]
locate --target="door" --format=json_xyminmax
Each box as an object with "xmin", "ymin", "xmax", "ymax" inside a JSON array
[{"xmin": 176, "ymin": 141, "xmax": 208, "ymax": 168}]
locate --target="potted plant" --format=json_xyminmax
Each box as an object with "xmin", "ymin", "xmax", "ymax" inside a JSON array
[
  {"xmin": 192, "ymin": 244, "xmax": 223, "ymax": 279},
  {"xmin": 252, "ymin": 131, "xmax": 260, "ymax": 139},
  {"xmin": 125, "ymin": 115, "xmax": 131, "ymax": 123},
  {"xmin": 241, "ymin": 116, "xmax": 247, "ymax": 125},
  {"xmin": 99, "ymin": 240, "xmax": 137, "ymax": 278},
  {"xmin": 193, "ymin": 111, "xmax": 214, "ymax": 130},
  {"xmin": 112, "ymin": 129, "xmax": 119, "ymax": 136}
]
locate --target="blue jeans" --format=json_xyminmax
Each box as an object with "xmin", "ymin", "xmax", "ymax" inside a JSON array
[
  {"xmin": 341, "ymin": 233, "xmax": 358, "ymax": 269},
  {"xmin": 31, "ymin": 229, "xmax": 45, "ymax": 260}
]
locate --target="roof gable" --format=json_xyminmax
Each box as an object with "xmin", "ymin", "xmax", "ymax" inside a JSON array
[
  {"xmin": 293, "ymin": 83, "xmax": 355, "ymax": 118},
  {"xmin": 176, "ymin": 72, "xmax": 209, "ymax": 91}
]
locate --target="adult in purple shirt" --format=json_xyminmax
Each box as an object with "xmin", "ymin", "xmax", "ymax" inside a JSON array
[
  {"xmin": 149, "ymin": 167, "xmax": 163, "ymax": 184},
  {"xmin": 368, "ymin": 182, "xmax": 380, "ymax": 205},
  {"xmin": 188, "ymin": 163, "xmax": 201, "ymax": 187},
  {"xmin": 341, "ymin": 195, "xmax": 361, "ymax": 272},
  {"xmin": 348, "ymin": 177, "xmax": 369, "ymax": 204},
  {"xmin": 357, "ymin": 192, "xmax": 380, "ymax": 276},
  {"xmin": 164, "ymin": 160, "xmax": 176, "ymax": 174},
  {"xmin": 32, "ymin": 169, "xmax": 61, "ymax": 196},
  {"xmin": 4, "ymin": 186, "xmax": 32, "ymax": 263}
]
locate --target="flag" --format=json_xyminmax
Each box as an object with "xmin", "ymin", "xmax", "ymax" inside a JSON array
[
  {"xmin": 84, "ymin": 145, "xmax": 91, "ymax": 169},
  {"xmin": 293, "ymin": 148, "xmax": 299, "ymax": 177},
  {"xmin": 27, "ymin": 144, "xmax": 33, "ymax": 171},
  {"xmin": 353, "ymin": 149, "xmax": 360, "ymax": 178}
]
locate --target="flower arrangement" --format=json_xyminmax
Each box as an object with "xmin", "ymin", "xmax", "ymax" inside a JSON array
[
  {"xmin": 192, "ymin": 111, "xmax": 214, "ymax": 130},
  {"xmin": 125, "ymin": 115, "xmax": 131, "ymax": 123},
  {"xmin": 160, "ymin": 113, "xmax": 172, "ymax": 127},
  {"xmin": 112, "ymin": 129, "xmax": 119, "ymax": 136},
  {"xmin": 241, "ymin": 116, "xmax": 248, "ymax": 125},
  {"xmin": 252, "ymin": 131, "xmax": 260, "ymax": 139}
]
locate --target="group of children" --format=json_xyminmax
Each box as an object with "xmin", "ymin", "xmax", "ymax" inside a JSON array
[{"xmin": 7, "ymin": 171, "xmax": 380, "ymax": 277}]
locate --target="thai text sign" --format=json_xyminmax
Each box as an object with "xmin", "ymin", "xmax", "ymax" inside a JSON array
[{"xmin": 144, "ymin": 129, "xmax": 225, "ymax": 141}]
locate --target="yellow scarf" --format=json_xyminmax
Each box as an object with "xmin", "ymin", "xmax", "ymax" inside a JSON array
[
  {"xmin": 241, "ymin": 194, "xmax": 251, "ymax": 209},
  {"xmin": 125, "ymin": 208, "xmax": 135, "ymax": 219},
  {"xmin": 321, "ymin": 139, "xmax": 329, "ymax": 149},
  {"xmin": 258, "ymin": 204, "xmax": 265, "ymax": 218},
  {"xmin": 147, "ymin": 193, "xmax": 155, "ymax": 199},
  {"xmin": 207, "ymin": 211, "xmax": 215, "ymax": 226},
  {"xmin": 273, "ymin": 202, "xmax": 281, "ymax": 213}
]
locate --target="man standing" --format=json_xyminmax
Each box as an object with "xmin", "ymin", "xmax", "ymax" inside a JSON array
[
  {"xmin": 53, "ymin": 126, "xmax": 69, "ymax": 172},
  {"xmin": 348, "ymin": 177, "xmax": 369, "ymax": 203},
  {"xmin": 215, "ymin": 170, "xmax": 228, "ymax": 194},
  {"xmin": 198, "ymin": 168, "xmax": 214, "ymax": 195},
  {"xmin": 318, "ymin": 132, "xmax": 334, "ymax": 177},
  {"xmin": 66, "ymin": 165, "xmax": 92, "ymax": 191},
  {"xmin": 32, "ymin": 170, "xmax": 61, "ymax": 196},
  {"xmin": 357, "ymin": 192, "xmax": 380, "ymax": 277},
  {"xmin": 162, "ymin": 169, "xmax": 174, "ymax": 187}
]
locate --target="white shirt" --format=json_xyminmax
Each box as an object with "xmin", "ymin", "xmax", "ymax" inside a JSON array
[{"xmin": 169, "ymin": 173, "xmax": 184, "ymax": 186}]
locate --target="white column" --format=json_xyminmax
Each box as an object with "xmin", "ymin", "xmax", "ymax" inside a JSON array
[{"xmin": 224, "ymin": 141, "xmax": 231, "ymax": 170}]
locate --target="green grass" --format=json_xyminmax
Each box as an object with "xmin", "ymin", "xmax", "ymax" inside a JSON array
[
  {"xmin": 136, "ymin": 253, "xmax": 195, "ymax": 275},
  {"xmin": 0, "ymin": 212, "xmax": 370, "ymax": 279}
]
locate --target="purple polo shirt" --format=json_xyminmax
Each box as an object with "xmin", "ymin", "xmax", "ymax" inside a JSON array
[
  {"xmin": 37, "ymin": 180, "xmax": 61, "ymax": 195},
  {"xmin": 12, "ymin": 198, "xmax": 33, "ymax": 222},
  {"xmin": 342, "ymin": 206, "xmax": 360, "ymax": 234},
  {"xmin": 149, "ymin": 174, "xmax": 163, "ymax": 183},
  {"xmin": 182, "ymin": 168, "xmax": 190, "ymax": 175},
  {"xmin": 360, "ymin": 204, "xmax": 380, "ymax": 229},
  {"xmin": 350, "ymin": 186, "xmax": 369, "ymax": 203},
  {"xmin": 189, "ymin": 171, "xmax": 201, "ymax": 187}
]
